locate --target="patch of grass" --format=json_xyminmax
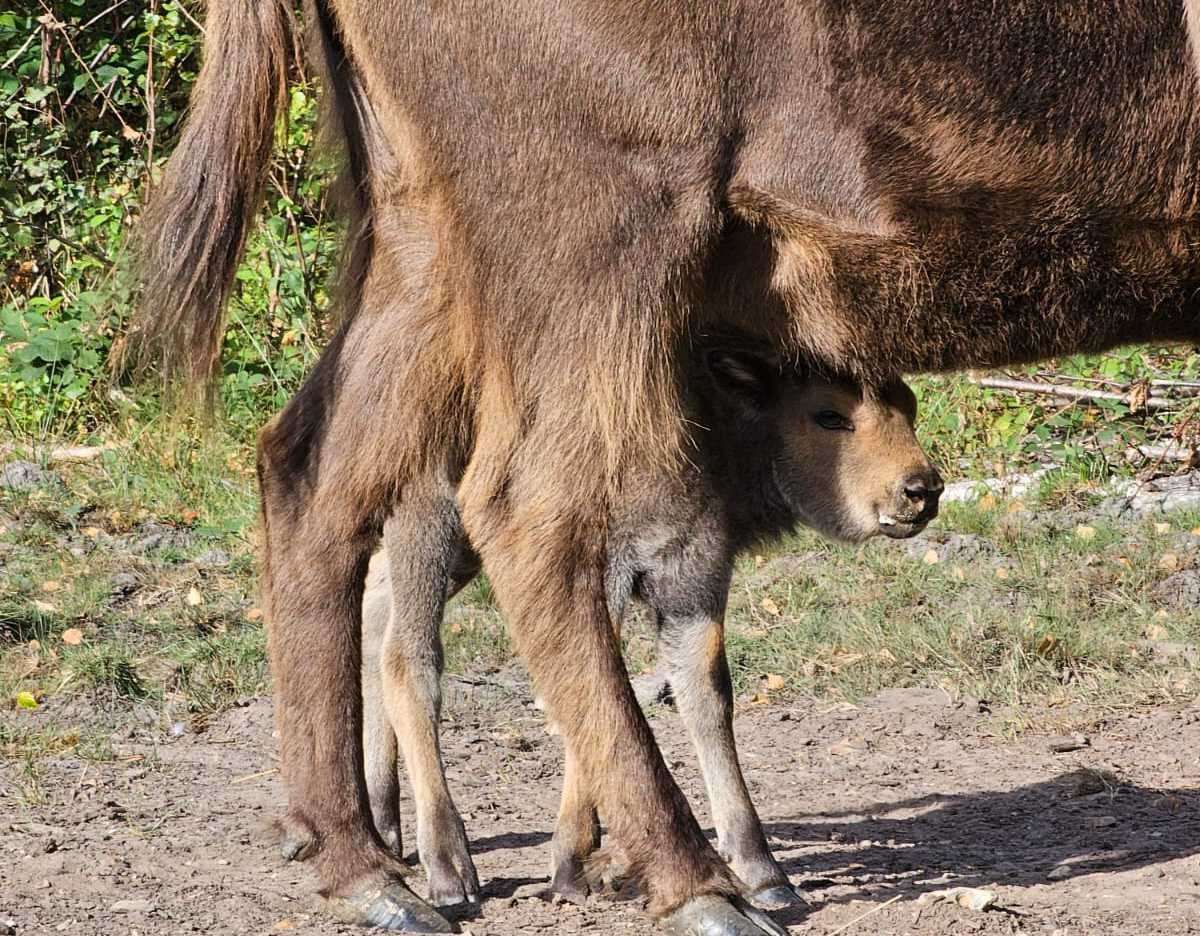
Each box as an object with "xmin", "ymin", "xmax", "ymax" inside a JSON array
[
  {"xmin": 62, "ymin": 643, "xmax": 151, "ymax": 701},
  {"xmin": 727, "ymin": 505, "xmax": 1200, "ymax": 708},
  {"xmin": 441, "ymin": 604, "xmax": 511, "ymax": 675},
  {"xmin": 168, "ymin": 626, "xmax": 267, "ymax": 714}
]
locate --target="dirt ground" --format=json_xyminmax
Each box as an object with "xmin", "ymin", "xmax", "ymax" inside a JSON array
[{"xmin": 4, "ymin": 678, "xmax": 1200, "ymax": 936}]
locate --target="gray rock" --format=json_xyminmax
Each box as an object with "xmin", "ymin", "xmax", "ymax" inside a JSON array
[
  {"xmin": 110, "ymin": 572, "xmax": 139, "ymax": 596},
  {"xmin": 1154, "ymin": 569, "xmax": 1200, "ymax": 610},
  {"xmin": 1162, "ymin": 491, "xmax": 1200, "ymax": 514},
  {"xmin": 902, "ymin": 532, "xmax": 997, "ymax": 564},
  {"xmin": 939, "ymin": 469, "xmax": 1054, "ymax": 504},
  {"xmin": 193, "ymin": 548, "xmax": 231, "ymax": 569},
  {"xmin": 132, "ymin": 521, "xmax": 192, "ymax": 554},
  {"xmin": 0, "ymin": 460, "xmax": 58, "ymax": 490},
  {"xmin": 941, "ymin": 480, "xmax": 994, "ymax": 504}
]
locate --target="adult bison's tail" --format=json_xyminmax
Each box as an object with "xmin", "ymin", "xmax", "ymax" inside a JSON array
[{"xmin": 128, "ymin": 0, "xmax": 295, "ymax": 387}]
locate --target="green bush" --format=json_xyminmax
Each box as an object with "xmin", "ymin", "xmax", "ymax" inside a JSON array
[
  {"xmin": 2, "ymin": 2, "xmax": 1197, "ymax": 476},
  {"xmin": 0, "ymin": 1, "xmax": 337, "ymax": 440}
]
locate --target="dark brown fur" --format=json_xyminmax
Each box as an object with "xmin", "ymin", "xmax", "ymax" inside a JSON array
[
  {"xmin": 356, "ymin": 357, "xmax": 938, "ymax": 909},
  {"xmin": 131, "ymin": 1, "xmax": 1200, "ymax": 928}
]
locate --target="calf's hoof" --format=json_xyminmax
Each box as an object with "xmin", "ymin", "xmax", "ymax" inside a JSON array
[
  {"xmin": 663, "ymin": 895, "xmax": 788, "ymax": 936},
  {"xmin": 545, "ymin": 858, "xmax": 591, "ymax": 905},
  {"xmin": 327, "ymin": 877, "xmax": 455, "ymax": 933},
  {"xmin": 747, "ymin": 883, "xmax": 806, "ymax": 912},
  {"xmin": 426, "ymin": 857, "xmax": 481, "ymax": 908}
]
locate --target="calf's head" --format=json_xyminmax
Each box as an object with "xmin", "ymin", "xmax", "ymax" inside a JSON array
[{"xmin": 704, "ymin": 344, "xmax": 942, "ymax": 542}]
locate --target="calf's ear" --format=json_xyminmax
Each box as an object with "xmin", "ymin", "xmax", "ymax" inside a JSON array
[{"xmin": 706, "ymin": 348, "xmax": 779, "ymax": 410}]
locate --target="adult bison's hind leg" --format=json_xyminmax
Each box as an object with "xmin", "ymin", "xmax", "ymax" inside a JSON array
[{"xmin": 257, "ymin": 391, "xmax": 452, "ymax": 934}]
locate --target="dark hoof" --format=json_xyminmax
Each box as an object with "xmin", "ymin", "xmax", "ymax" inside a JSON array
[
  {"xmin": 544, "ymin": 856, "xmax": 591, "ymax": 905},
  {"xmin": 425, "ymin": 847, "xmax": 481, "ymax": 908},
  {"xmin": 663, "ymin": 895, "xmax": 789, "ymax": 936},
  {"xmin": 747, "ymin": 884, "xmax": 806, "ymax": 912},
  {"xmin": 278, "ymin": 817, "xmax": 318, "ymax": 863},
  {"xmin": 327, "ymin": 879, "xmax": 455, "ymax": 933},
  {"xmin": 427, "ymin": 868, "xmax": 481, "ymax": 909}
]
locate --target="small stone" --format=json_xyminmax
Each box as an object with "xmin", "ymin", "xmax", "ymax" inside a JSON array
[
  {"xmin": 1155, "ymin": 569, "xmax": 1200, "ymax": 610},
  {"xmin": 1047, "ymin": 865, "xmax": 1073, "ymax": 881},
  {"xmin": 110, "ymin": 572, "xmax": 139, "ymax": 596},
  {"xmin": 0, "ymin": 461, "xmax": 57, "ymax": 490},
  {"xmin": 193, "ymin": 548, "xmax": 231, "ymax": 568},
  {"xmin": 1049, "ymin": 733, "xmax": 1089, "ymax": 754},
  {"xmin": 110, "ymin": 899, "xmax": 154, "ymax": 913}
]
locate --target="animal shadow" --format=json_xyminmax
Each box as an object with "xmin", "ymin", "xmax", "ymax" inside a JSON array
[{"xmin": 763, "ymin": 769, "xmax": 1199, "ymax": 922}]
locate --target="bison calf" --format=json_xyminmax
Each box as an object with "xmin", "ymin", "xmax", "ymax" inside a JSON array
[{"xmin": 354, "ymin": 336, "xmax": 940, "ymax": 916}]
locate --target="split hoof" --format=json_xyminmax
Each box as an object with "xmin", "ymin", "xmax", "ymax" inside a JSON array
[
  {"xmin": 543, "ymin": 866, "xmax": 590, "ymax": 906},
  {"xmin": 426, "ymin": 861, "xmax": 481, "ymax": 909},
  {"xmin": 663, "ymin": 895, "xmax": 789, "ymax": 936},
  {"xmin": 746, "ymin": 883, "xmax": 806, "ymax": 912},
  {"xmin": 327, "ymin": 878, "xmax": 455, "ymax": 933}
]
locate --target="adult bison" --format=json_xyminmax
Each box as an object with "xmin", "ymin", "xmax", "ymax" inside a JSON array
[{"xmin": 133, "ymin": 1, "xmax": 1200, "ymax": 933}]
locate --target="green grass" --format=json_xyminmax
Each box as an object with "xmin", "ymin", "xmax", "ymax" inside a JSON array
[{"xmin": 4, "ymin": 365, "xmax": 1200, "ymax": 770}]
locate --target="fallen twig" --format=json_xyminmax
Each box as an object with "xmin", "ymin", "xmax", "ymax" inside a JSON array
[
  {"xmin": 231, "ymin": 768, "xmax": 278, "ymax": 784},
  {"xmin": 826, "ymin": 895, "xmax": 904, "ymax": 936},
  {"xmin": 973, "ymin": 377, "xmax": 1175, "ymax": 410}
]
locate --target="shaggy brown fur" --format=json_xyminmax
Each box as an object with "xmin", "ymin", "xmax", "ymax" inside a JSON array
[
  {"xmin": 351, "ymin": 358, "xmax": 938, "ymax": 911},
  {"xmin": 131, "ymin": 1, "xmax": 1200, "ymax": 930}
]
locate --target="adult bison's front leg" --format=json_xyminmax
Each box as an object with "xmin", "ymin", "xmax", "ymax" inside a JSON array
[
  {"xmin": 462, "ymin": 491, "xmax": 784, "ymax": 936},
  {"xmin": 257, "ymin": 413, "xmax": 452, "ymax": 934}
]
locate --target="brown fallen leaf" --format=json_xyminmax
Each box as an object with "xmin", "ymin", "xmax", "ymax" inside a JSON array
[
  {"xmin": 245, "ymin": 607, "xmax": 264, "ymax": 622},
  {"xmin": 764, "ymin": 673, "xmax": 786, "ymax": 692},
  {"xmin": 185, "ymin": 587, "xmax": 203, "ymax": 607},
  {"xmin": 41, "ymin": 580, "xmax": 60, "ymax": 592},
  {"xmin": 1075, "ymin": 525, "xmax": 1096, "ymax": 541},
  {"xmin": 1158, "ymin": 552, "xmax": 1180, "ymax": 572},
  {"xmin": 760, "ymin": 596, "xmax": 781, "ymax": 616},
  {"xmin": 61, "ymin": 628, "xmax": 83, "ymax": 646},
  {"xmin": 922, "ymin": 548, "xmax": 940, "ymax": 565}
]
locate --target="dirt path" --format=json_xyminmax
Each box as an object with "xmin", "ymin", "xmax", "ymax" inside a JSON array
[{"xmin": 4, "ymin": 682, "xmax": 1200, "ymax": 936}]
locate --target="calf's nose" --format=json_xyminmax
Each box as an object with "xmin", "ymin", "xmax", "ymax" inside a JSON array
[{"xmin": 901, "ymin": 467, "xmax": 944, "ymax": 520}]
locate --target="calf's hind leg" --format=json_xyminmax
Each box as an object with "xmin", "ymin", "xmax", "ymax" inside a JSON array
[
  {"xmin": 657, "ymin": 608, "xmax": 800, "ymax": 911},
  {"xmin": 379, "ymin": 497, "xmax": 482, "ymax": 907},
  {"xmin": 362, "ymin": 562, "xmax": 404, "ymax": 856},
  {"xmin": 460, "ymin": 479, "xmax": 784, "ymax": 936}
]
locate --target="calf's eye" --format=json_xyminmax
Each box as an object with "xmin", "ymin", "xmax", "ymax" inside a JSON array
[{"xmin": 814, "ymin": 410, "xmax": 853, "ymax": 431}]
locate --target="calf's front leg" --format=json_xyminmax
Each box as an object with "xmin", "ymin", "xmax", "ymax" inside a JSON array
[{"xmin": 657, "ymin": 609, "xmax": 802, "ymax": 911}]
